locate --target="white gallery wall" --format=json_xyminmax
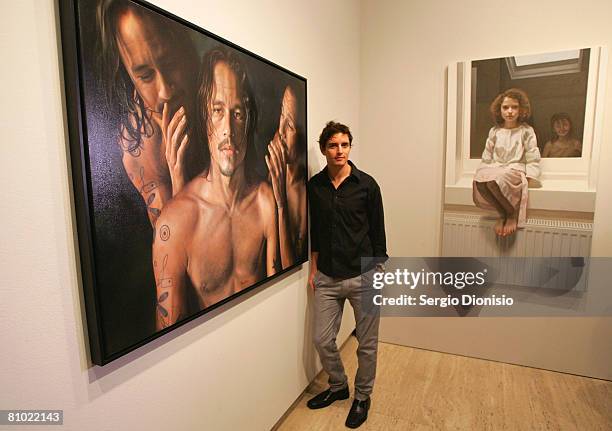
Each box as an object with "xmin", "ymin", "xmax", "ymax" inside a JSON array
[
  {"xmin": 359, "ymin": 0, "xmax": 612, "ymax": 379},
  {"xmin": 2, "ymin": 0, "xmax": 612, "ymax": 430},
  {"xmin": 0, "ymin": 0, "xmax": 359, "ymax": 430}
]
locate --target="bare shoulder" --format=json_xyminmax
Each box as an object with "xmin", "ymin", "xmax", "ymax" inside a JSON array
[
  {"xmin": 255, "ymin": 181, "xmax": 276, "ymax": 216},
  {"xmin": 155, "ymin": 181, "xmax": 203, "ymax": 240}
]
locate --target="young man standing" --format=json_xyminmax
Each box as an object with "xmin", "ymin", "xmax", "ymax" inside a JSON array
[{"xmin": 307, "ymin": 121, "xmax": 387, "ymax": 428}]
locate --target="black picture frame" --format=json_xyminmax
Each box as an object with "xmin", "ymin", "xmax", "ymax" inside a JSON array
[{"xmin": 59, "ymin": 0, "xmax": 308, "ymax": 365}]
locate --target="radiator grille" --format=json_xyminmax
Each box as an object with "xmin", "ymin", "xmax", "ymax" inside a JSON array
[{"xmin": 442, "ymin": 212, "xmax": 593, "ymax": 257}]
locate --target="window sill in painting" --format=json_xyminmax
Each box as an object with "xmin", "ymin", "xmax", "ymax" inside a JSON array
[{"xmin": 444, "ymin": 176, "xmax": 595, "ymax": 212}]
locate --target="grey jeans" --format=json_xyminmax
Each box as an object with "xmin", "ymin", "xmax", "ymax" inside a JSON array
[{"xmin": 313, "ymin": 270, "xmax": 380, "ymax": 401}]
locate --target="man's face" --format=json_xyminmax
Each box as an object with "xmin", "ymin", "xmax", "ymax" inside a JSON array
[
  {"xmin": 279, "ymin": 87, "xmax": 298, "ymax": 162},
  {"xmin": 116, "ymin": 10, "xmax": 195, "ymax": 121},
  {"xmin": 323, "ymin": 133, "xmax": 351, "ymax": 169},
  {"xmin": 206, "ymin": 61, "xmax": 247, "ymax": 177}
]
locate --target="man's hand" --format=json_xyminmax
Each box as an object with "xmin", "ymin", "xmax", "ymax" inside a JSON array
[
  {"xmin": 265, "ymin": 132, "xmax": 287, "ymax": 209},
  {"xmin": 309, "ymin": 252, "xmax": 319, "ymax": 291},
  {"xmin": 162, "ymin": 103, "xmax": 190, "ymax": 196},
  {"xmin": 308, "ymin": 269, "xmax": 317, "ymax": 290}
]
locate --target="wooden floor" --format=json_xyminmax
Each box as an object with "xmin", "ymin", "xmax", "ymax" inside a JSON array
[{"xmin": 275, "ymin": 336, "xmax": 612, "ymax": 430}]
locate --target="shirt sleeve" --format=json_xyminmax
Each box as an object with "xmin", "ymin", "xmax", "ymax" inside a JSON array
[
  {"xmin": 481, "ymin": 127, "xmax": 496, "ymax": 164},
  {"xmin": 523, "ymin": 127, "xmax": 541, "ymax": 179},
  {"xmin": 368, "ymin": 181, "xmax": 388, "ymax": 261},
  {"xmin": 307, "ymin": 180, "xmax": 320, "ymax": 252}
]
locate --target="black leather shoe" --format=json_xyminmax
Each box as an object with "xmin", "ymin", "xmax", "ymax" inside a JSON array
[
  {"xmin": 306, "ymin": 387, "xmax": 349, "ymax": 409},
  {"xmin": 345, "ymin": 398, "xmax": 370, "ymax": 428}
]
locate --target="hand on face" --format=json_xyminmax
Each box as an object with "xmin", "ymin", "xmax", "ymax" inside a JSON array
[
  {"xmin": 279, "ymin": 87, "xmax": 298, "ymax": 163},
  {"xmin": 162, "ymin": 103, "xmax": 190, "ymax": 196},
  {"xmin": 117, "ymin": 10, "xmax": 195, "ymax": 122},
  {"xmin": 265, "ymin": 132, "xmax": 287, "ymax": 208}
]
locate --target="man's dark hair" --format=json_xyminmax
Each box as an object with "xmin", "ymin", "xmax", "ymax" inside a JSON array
[
  {"xmin": 95, "ymin": 0, "xmax": 196, "ymax": 152},
  {"xmin": 197, "ymin": 46, "xmax": 258, "ymax": 182},
  {"xmin": 318, "ymin": 121, "xmax": 353, "ymax": 152}
]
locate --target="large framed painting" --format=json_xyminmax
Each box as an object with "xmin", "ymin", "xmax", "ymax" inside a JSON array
[
  {"xmin": 59, "ymin": 0, "xmax": 308, "ymax": 365},
  {"xmin": 444, "ymin": 47, "xmax": 606, "ymax": 207}
]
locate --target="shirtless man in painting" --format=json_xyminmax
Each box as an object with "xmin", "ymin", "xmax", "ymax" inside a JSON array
[
  {"xmin": 266, "ymin": 85, "xmax": 308, "ymax": 268},
  {"xmin": 152, "ymin": 47, "xmax": 284, "ymax": 329},
  {"xmin": 97, "ymin": 0, "xmax": 202, "ymax": 225}
]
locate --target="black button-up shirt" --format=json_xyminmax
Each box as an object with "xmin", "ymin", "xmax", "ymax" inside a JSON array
[{"xmin": 308, "ymin": 161, "xmax": 387, "ymax": 279}]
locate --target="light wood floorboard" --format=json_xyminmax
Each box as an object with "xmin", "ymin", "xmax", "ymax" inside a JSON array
[{"xmin": 275, "ymin": 337, "xmax": 612, "ymax": 430}]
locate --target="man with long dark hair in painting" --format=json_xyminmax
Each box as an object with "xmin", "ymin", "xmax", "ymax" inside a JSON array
[
  {"xmin": 152, "ymin": 47, "xmax": 289, "ymax": 329},
  {"xmin": 96, "ymin": 0, "xmax": 203, "ymax": 225},
  {"xmin": 266, "ymin": 84, "xmax": 308, "ymax": 269}
]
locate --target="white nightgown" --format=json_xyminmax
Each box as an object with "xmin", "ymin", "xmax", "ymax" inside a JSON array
[{"xmin": 472, "ymin": 124, "xmax": 541, "ymax": 228}]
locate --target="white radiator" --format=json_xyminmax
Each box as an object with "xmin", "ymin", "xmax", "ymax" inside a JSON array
[{"xmin": 442, "ymin": 212, "xmax": 593, "ymax": 257}]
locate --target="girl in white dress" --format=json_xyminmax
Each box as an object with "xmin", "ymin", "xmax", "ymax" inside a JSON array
[{"xmin": 473, "ymin": 88, "xmax": 541, "ymax": 236}]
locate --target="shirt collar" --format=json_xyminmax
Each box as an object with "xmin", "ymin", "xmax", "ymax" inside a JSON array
[{"xmin": 321, "ymin": 160, "xmax": 361, "ymax": 184}]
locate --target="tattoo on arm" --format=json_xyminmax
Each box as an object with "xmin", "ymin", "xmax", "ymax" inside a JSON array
[
  {"xmin": 149, "ymin": 207, "xmax": 161, "ymax": 221},
  {"xmin": 119, "ymin": 136, "xmax": 142, "ymax": 158},
  {"xmin": 147, "ymin": 192, "xmax": 160, "ymax": 222},
  {"xmin": 156, "ymin": 291, "xmax": 170, "ymax": 327},
  {"xmin": 155, "ymin": 255, "xmax": 174, "ymax": 328},
  {"xmin": 156, "ymin": 304, "xmax": 169, "ymax": 326},
  {"xmin": 155, "ymin": 254, "xmax": 173, "ymax": 289},
  {"xmin": 131, "ymin": 166, "xmax": 160, "ymax": 224},
  {"xmin": 159, "ymin": 225, "xmax": 170, "ymax": 241}
]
